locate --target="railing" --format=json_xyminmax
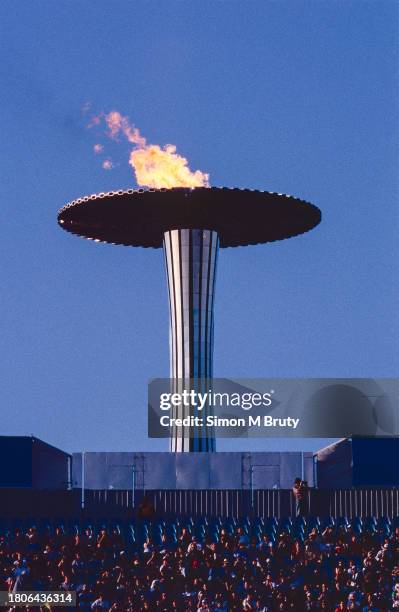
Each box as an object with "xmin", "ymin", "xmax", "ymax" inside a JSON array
[
  {"xmin": 0, "ymin": 488, "xmax": 398, "ymax": 519},
  {"xmin": 79, "ymin": 488, "xmax": 399, "ymax": 519},
  {"xmin": 329, "ymin": 488, "xmax": 399, "ymax": 519}
]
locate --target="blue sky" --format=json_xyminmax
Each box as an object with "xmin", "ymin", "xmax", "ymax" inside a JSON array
[{"xmin": 1, "ymin": 1, "xmax": 398, "ymax": 453}]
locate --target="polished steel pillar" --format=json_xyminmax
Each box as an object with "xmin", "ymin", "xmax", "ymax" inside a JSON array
[{"xmin": 163, "ymin": 229, "xmax": 219, "ymax": 451}]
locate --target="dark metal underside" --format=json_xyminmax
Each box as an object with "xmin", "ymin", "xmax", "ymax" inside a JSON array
[{"xmin": 57, "ymin": 187, "xmax": 321, "ymax": 248}]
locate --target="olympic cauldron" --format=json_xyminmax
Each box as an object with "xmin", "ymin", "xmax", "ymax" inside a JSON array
[{"xmin": 58, "ymin": 187, "xmax": 321, "ymax": 451}]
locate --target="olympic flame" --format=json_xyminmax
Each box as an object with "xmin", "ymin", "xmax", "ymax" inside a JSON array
[{"xmin": 90, "ymin": 110, "xmax": 209, "ymax": 189}]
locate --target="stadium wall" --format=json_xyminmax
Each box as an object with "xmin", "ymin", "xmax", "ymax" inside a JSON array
[
  {"xmin": 0, "ymin": 488, "xmax": 398, "ymax": 519},
  {"xmin": 315, "ymin": 437, "xmax": 399, "ymax": 488},
  {"xmin": 71, "ymin": 452, "xmax": 315, "ymax": 490},
  {"xmin": 0, "ymin": 436, "xmax": 71, "ymax": 489}
]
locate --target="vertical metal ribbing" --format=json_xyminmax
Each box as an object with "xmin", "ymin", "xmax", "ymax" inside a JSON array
[{"xmin": 163, "ymin": 228, "xmax": 219, "ymax": 452}]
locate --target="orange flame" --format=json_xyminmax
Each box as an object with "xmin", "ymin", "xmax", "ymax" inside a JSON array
[
  {"xmin": 129, "ymin": 144, "xmax": 209, "ymax": 190},
  {"xmin": 90, "ymin": 110, "xmax": 209, "ymax": 189}
]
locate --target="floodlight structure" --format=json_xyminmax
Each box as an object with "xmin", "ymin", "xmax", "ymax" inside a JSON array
[{"xmin": 58, "ymin": 187, "xmax": 321, "ymax": 452}]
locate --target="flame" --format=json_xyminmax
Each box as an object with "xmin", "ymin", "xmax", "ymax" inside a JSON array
[
  {"xmin": 102, "ymin": 159, "xmax": 113, "ymax": 170},
  {"xmin": 105, "ymin": 111, "xmax": 146, "ymax": 148},
  {"xmin": 93, "ymin": 143, "xmax": 103, "ymax": 154},
  {"xmin": 129, "ymin": 144, "xmax": 209, "ymax": 189},
  {"xmin": 90, "ymin": 110, "xmax": 209, "ymax": 189}
]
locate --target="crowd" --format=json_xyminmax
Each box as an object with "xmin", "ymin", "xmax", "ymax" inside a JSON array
[{"xmin": 0, "ymin": 517, "xmax": 399, "ymax": 611}]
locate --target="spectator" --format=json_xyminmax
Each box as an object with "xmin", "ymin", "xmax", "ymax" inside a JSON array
[
  {"xmin": 137, "ymin": 496, "xmax": 155, "ymax": 519},
  {"xmin": 293, "ymin": 477, "xmax": 306, "ymax": 517},
  {"xmin": 1, "ymin": 519, "xmax": 399, "ymax": 611}
]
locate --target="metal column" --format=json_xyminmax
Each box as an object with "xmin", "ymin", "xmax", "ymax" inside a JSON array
[{"xmin": 163, "ymin": 228, "xmax": 219, "ymax": 451}]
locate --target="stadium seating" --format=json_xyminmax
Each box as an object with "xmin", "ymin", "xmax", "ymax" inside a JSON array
[{"xmin": 1, "ymin": 516, "xmax": 398, "ymax": 610}]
